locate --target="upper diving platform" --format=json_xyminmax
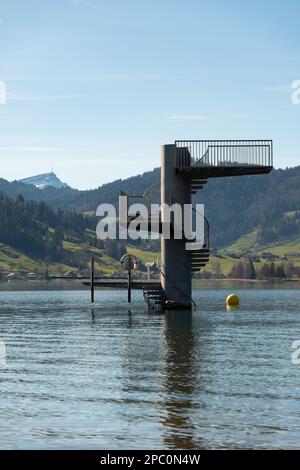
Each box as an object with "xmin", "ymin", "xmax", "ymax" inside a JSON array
[{"xmin": 175, "ymin": 140, "xmax": 273, "ymax": 178}]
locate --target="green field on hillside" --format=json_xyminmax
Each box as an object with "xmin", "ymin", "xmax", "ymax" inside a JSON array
[
  {"xmin": 225, "ymin": 230, "xmax": 258, "ymax": 253},
  {"xmin": 1, "ymin": 230, "xmax": 300, "ymax": 278},
  {"xmin": 126, "ymin": 246, "xmax": 160, "ymax": 265}
]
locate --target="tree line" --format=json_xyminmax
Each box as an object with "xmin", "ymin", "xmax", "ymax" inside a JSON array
[{"xmin": 197, "ymin": 256, "xmax": 300, "ymax": 280}]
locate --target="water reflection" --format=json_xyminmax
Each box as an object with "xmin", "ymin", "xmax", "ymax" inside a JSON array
[
  {"xmin": 159, "ymin": 311, "xmax": 202, "ymax": 449},
  {"xmin": 127, "ymin": 310, "xmax": 133, "ymax": 328},
  {"xmin": 91, "ymin": 308, "xmax": 95, "ymax": 324},
  {"xmin": 1, "ymin": 288, "xmax": 300, "ymax": 449}
]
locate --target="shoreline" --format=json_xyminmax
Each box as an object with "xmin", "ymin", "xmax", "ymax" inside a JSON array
[
  {"xmin": 194, "ymin": 278, "xmax": 300, "ymax": 282},
  {"xmin": 0, "ymin": 277, "xmax": 299, "ymax": 284}
]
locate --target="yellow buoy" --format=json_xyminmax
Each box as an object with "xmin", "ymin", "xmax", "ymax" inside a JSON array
[{"xmin": 226, "ymin": 293, "xmax": 239, "ymax": 306}]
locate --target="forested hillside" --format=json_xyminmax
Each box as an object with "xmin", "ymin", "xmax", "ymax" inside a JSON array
[
  {"xmin": 70, "ymin": 166, "xmax": 300, "ymax": 249},
  {"xmin": 0, "ymin": 192, "xmax": 131, "ymax": 277},
  {"xmin": 1, "ymin": 166, "xmax": 299, "ymax": 251},
  {"xmin": 200, "ymin": 167, "xmax": 300, "ymax": 247},
  {"xmin": 0, "ymin": 193, "xmax": 92, "ymax": 264}
]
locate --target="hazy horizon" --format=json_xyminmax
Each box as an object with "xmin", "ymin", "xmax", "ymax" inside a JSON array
[{"xmin": 3, "ymin": 160, "xmax": 298, "ymax": 192}]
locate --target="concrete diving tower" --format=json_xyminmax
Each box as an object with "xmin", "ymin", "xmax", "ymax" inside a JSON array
[{"xmin": 143, "ymin": 140, "xmax": 273, "ymax": 310}]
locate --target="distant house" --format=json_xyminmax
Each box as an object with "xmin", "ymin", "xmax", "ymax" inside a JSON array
[
  {"xmin": 27, "ymin": 272, "xmax": 37, "ymax": 280},
  {"xmin": 63, "ymin": 270, "xmax": 78, "ymax": 277},
  {"xmin": 261, "ymin": 252, "xmax": 277, "ymax": 261}
]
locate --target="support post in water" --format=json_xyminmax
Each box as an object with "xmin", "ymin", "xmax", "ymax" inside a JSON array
[
  {"xmin": 90, "ymin": 257, "xmax": 95, "ymax": 303},
  {"xmin": 120, "ymin": 254, "xmax": 136, "ymax": 304}
]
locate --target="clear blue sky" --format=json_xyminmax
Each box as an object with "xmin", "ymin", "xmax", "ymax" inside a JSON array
[{"xmin": 0, "ymin": 0, "xmax": 299, "ymax": 189}]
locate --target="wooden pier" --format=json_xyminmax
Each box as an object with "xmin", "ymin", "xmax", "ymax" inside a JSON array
[{"xmin": 82, "ymin": 279, "xmax": 161, "ymax": 290}]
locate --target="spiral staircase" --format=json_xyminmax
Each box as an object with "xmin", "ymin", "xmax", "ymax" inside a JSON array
[{"xmin": 129, "ymin": 140, "xmax": 273, "ymax": 309}]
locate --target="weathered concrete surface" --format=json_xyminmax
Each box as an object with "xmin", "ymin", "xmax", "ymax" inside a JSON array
[{"xmin": 161, "ymin": 144, "xmax": 192, "ymax": 306}]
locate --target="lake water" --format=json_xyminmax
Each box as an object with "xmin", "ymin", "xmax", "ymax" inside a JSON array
[{"xmin": 0, "ymin": 281, "xmax": 300, "ymax": 449}]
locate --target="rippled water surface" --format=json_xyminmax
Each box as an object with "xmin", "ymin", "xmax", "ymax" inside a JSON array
[{"xmin": 0, "ymin": 282, "xmax": 300, "ymax": 449}]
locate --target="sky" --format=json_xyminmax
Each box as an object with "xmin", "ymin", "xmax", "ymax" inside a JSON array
[{"xmin": 0, "ymin": 0, "xmax": 299, "ymax": 189}]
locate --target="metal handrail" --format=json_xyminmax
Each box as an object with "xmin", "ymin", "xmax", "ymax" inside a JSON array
[
  {"xmin": 121, "ymin": 181, "xmax": 160, "ymax": 212},
  {"xmin": 191, "ymin": 207, "xmax": 210, "ymax": 250},
  {"xmin": 175, "ymin": 140, "xmax": 273, "ymax": 168},
  {"xmin": 169, "ymin": 195, "xmax": 209, "ymax": 247},
  {"xmin": 159, "ymin": 263, "xmax": 196, "ymax": 310}
]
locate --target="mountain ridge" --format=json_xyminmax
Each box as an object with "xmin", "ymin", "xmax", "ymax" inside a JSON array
[{"xmin": 19, "ymin": 171, "xmax": 70, "ymax": 190}]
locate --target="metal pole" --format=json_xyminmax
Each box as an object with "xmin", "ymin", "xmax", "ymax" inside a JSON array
[{"xmin": 91, "ymin": 257, "xmax": 95, "ymax": 303}]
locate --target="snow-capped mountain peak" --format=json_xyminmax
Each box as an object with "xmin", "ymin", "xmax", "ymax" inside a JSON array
[{"xmin": 19, "ymin": 172, "xmax": 69, "ymax": 190}]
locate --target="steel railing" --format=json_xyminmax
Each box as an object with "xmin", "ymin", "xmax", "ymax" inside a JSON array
[
  {"xmin": 191, "ymin": 207, "xmax": 210, "ymax": 250},
  {"xmin": 175, "ymin": 140, "xmax": 273, "ymax": 168}
]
